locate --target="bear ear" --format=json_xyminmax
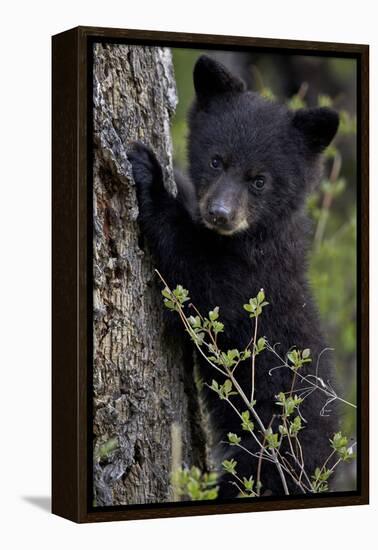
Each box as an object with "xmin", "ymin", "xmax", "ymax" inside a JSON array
[
  {"xmin": 292, "ymin": 107, "xmax": 339, "ymax": 154},
  {"xmin": 193, "ymin": 55, "xmax": 246, "ymax": 107}
]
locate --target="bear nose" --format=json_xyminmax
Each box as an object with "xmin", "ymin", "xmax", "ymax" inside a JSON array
[{"xmin": 208, "ymin": 203, "xmax": 231, "ymax": 225}]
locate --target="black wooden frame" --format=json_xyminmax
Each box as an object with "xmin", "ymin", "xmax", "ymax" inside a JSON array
[{"xmin": 52, "ymin": 26, "xmax": 369, "ymax": 523}]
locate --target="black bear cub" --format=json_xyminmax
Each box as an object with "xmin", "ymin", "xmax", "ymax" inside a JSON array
[{"xmin": 128, "ymin": 55, "xmax": 340, "ymax": 498}]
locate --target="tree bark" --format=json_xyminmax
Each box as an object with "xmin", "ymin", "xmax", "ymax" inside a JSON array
[{"xmin": 92, "ymin": 43, "xmax": 206, "ymax": 506}]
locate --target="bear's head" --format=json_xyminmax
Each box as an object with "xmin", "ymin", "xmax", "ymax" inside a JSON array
[{"xmin": 188, "ymin": 55, "xmax": 339, "ymax": 236}]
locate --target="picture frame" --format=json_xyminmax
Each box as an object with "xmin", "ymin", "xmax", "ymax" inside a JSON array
[{"xmin": 52, "ymin": 26, "xmax": 369, "ymax": 523}]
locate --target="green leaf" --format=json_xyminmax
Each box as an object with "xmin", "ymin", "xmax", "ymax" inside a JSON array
[
  {"xmin": 260, "ymin": 87, "xmax": 276, "ymax": 101},
  {"xmin": 188, "ymin": 315, "xmax": 201, "ymax": 329},
  {"xmin": 256, "ymin": 337, "xmax": 266, "ymax": 353},
  {"xmin": 241, "ymin": 410, "xmax": 254, "ymax": 432},
  {"xmin": 287, "ymin": 348, "xmax": 312, "ymax": 369},
  {"xmin": 209, "ymin": 307, "xmax": 219, "ymax": 321},
  {"xmin": 242, "ymin": 476, "xmax": 254, "ymax": 492},
  {"xmin": 318, "ymin": 94, "xmax": 333, "ymax": 108},
  {"xmin": 219, "ymin": 349, "xmax": 241, "ymax": 368},
  {"xmin": 161, "ymin": 287, "xmax": 172, "ymax": 299},
  {"xmin": 276, "ymin": 393, "xmax": 303, "ymax": 417},
  {"xmin": 227, "ymin": 432, "xmax": 241, "ymax": 445},
  {"xmin": 211, "ymin": 380, "xmax": 219, "ymax": 391},
  {"xmin": 222, "ymin": 459, "xmax": 237, "ymax": 475},
  {"xmin": 278, "ymin": 424, "xmax": 287, "ymax": 436},
  {"xmin": 190, "ymin": 331, "xmax": 205, "ymax": 346},
  {"xmin": 288, "ymin": 94, "xmax": 307, "ymax": 111},
  {"xmin": 289, "ymin": 415, "xmax": 303, "ymax": 436},
  {"xmin": 240, "ymin": 349, "xmax": 252, "ymax": 361},
  {"xmin": 287, "ymin": 350, "xmax": 298, "ymax": 364},
  {"xmin": 257, "ymin": 289, "xmax": 265, "ymax": 304},
  {"xmin": 212, "ymin": 321, "xmax": 224, "ymax": 334},
  {"xmin": 330, "ymin": 433, "xmax": 356, "ymax": 462},
  {"xmin": 220, "ymin": 379, "xmax": 237, "ymax": 399},
  {"xmin": 338, "ymin": 110, "xmax": 357, "ymax": 135},
  {"xmin": 228, "ymin": 349, "xmax": 239, "ymax": 360},
  {"xmin": 203, "ymin": 488, "xmax": 219, "ymax": 500},
  {"xmin": 311, "ymin": 466, "xmax": 333, "ymax": 493},
  {"xmin": 330, "ymin": 432, "xmax": 348, "ymax": 451},
  {"xmin": 96, "ymin": 437, "xmax": 119, "ymax": 461},
  {"xmin": 172, "ymin": 466, "xmax": 218, "ymax": 500},
  {"xmin": 265, "ymin": 430, "xmax": 279, "ymax": 450},
  {"xmin": 223, "ymin": 379, "xmax": 232, "ymax": 395},
  {"xmin": 206, "ymin": 472, "xmax": 218, "ymax": 484},
  {"xmin": 243, "ymin": 292, "xmax": 269, "ymax": 319}
]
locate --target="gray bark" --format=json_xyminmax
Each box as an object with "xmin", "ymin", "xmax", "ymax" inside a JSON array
[{"xmin": 92, "ymin": 43, "xmax": 206, "ymax": 506}]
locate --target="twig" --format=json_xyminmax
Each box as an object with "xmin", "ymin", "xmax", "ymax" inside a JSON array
[
  {"xmin": 256, "ymin": 415, "xmax": 275, "ymax": 495},
  {"xmin": 250, "ymin": 316, "xmax": 259, "ymax": 404},
  {"xmin": 267, "ymin": 343, "xmax": 356, "ymax": 409}
]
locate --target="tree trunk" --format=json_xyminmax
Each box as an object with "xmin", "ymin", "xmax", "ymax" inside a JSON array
[{"xmin": 92, "ymin": 43, "xmax": 206, "ymax": 506}]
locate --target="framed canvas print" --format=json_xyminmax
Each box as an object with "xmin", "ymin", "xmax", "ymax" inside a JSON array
[{"xmin": 52, "ymin": 26, "xmax": 369, "ymax": 523}]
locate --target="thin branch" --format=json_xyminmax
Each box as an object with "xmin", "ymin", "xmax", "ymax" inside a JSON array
[
  {"xmin": 250, "ymin": 316, "xmax": 259, "ymax": 404},
  {"xmin": 267, "ymin": 343, "xmax": 356, "ymax": 409},
  {"xmin": 256, "ymin": 415, "xmax": 275, "ymax": 495}
]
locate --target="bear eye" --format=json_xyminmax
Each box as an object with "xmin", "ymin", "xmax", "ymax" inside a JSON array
[
  {"xmin": 252, "ymin": 175, "xmax": 266, "ymax": 190},
  {"xmin": 210, "ymin": 155, "xmax": 222, "ymax": 169}
]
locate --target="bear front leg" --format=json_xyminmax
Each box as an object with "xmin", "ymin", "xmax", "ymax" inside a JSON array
[
  {"xmin": 127, "ymin": 142, "xmax": 192, "ymax": 270},
  {"xmin": 127, "ymin": 141, "xmax": 167, "ymax": 211}
]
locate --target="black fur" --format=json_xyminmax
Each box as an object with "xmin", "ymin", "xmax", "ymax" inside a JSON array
[{"xmin": 127, "ymin": 55, "xmax": 340, "ymax": 498}]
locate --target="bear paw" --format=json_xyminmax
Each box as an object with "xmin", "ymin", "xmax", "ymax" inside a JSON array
[{"xmin": 127, "ymin": 141, "xmax": 163, "ymax": 190}]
